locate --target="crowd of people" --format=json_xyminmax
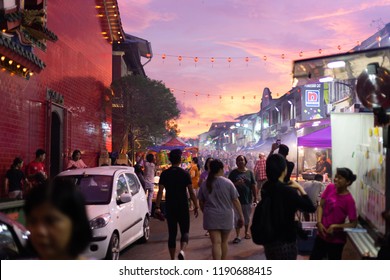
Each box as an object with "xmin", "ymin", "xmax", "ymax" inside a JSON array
[
  {"xmin": 2, "ymin": 148, "xmax": 88, "ymax": 199},
  {"xmin": 152, "ymin": 146, "xmax": 366, "ymax": 260},
  {"xmin": 2, "ymin": 145, "xmax": 389, "ymax": 260}
]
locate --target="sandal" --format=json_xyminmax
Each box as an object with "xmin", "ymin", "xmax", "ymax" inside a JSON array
[
  {"xmin": 233, "ymin": 237, "xmax": 241, "ymax": 244},
  {"xmin": 245, "ymin": 233, "xmax": 251, "ymax": 239}
]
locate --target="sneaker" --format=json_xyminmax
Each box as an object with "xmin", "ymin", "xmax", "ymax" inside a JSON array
[
  {"xmin": 233, "ymin": 237, "xmax": 241, "ymax": 244},
  {"xmin": 178, "ymin": 250, "xmax": 185, "ymax": 260}
]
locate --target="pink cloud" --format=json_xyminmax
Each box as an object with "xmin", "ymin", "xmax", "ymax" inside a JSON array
[{"xmin": 117, "ymin": 0, "xmax": 390, "ymax": 138}]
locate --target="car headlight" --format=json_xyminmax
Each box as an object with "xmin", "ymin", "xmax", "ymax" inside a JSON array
[{"xmin": 89, "ymin": 213, "xmax": 111, "ymax": 229}]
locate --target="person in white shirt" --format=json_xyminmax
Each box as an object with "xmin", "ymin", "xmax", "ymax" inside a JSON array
[{"xmin": 144, "ymin": 154, "xmax": 156, "ymax": 214}]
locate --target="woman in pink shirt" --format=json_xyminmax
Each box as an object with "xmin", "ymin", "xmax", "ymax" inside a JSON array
[
  {"xmin": 310, "ymin": 167, "xmax": 357, "ymax": 260},
  {"xmin": 67, "ymin": 150, "xmax": 87, "ymax": 170}
]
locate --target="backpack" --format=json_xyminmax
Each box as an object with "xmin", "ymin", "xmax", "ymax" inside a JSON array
[{"xmin": 250, "ymin": 196, "xmax": 274, "ymax": 245}]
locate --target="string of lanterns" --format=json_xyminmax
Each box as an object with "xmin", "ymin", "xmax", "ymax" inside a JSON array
[
  {"xmin": 151, "ymin": 41, "xmax": 361, "ymax": 66},
  {"xmin": 164, "ymin": 40, "xmax": 370, "ymax": 131},
  {"xmin": 170, "ymin": 87, "xmax": 261, "ymax": 101}
]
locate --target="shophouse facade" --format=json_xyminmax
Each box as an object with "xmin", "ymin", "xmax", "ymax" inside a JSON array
[
  {"xmin": 0, "ymin": 0, "xmax": 123, "ymax": 190},
  {"xmin": 200, "ymin": 22, "xmax": 390, "ymax": 154}
]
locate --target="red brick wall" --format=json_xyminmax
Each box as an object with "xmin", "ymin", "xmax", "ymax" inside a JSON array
[{"xmin": 0, "ymin": 0, "xmax": 112, "ymax": 193}]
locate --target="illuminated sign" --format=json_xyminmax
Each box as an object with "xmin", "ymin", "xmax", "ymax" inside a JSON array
[
  {"xmin": 305, "ymin": 90, "xmax": 320, "ymax": 107},
  {"xmin": 301, "ymin": 83, "xmax": 325, "ymax": 121}
]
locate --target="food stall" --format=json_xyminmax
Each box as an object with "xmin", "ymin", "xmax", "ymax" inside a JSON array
[
  {"xmin": 146, "ymin": 137, "xmax": 199, "ymax": 215},
  {"xmin": 292, "ymin": 46, "xmax": 390, "ymax": 258},
  {"xmin": 296, "ymin": 120, "xmax": 332, "ymax": 181}
]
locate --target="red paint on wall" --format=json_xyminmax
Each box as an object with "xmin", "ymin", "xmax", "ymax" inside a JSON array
[{"xmin": 0, "ymin": 0, "xmax": 113, "ymax": 192}]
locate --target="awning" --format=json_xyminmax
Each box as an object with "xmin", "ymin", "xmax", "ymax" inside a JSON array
[
  {"xmin": 297, "ymin": 126, "xmax": 331, "ymax": 148},
  {"xmin": 147, "ymin": 145, "xmax": 186, "ymax": 152}
]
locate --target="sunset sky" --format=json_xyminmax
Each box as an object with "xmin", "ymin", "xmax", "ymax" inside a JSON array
[{"xmin": 117, "ymin": 0, "xmax": 390, "ymax": 138}]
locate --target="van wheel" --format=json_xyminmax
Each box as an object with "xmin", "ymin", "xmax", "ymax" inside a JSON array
[
  {"xmin": 105, "ymin": 232, "xmax": 120, "ymax": 260},
  {"xmin": 140, "ymin": 215, "xmax": 150, "ymax": 243}
]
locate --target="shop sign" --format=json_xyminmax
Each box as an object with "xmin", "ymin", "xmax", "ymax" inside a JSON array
[
  {"xmin": 46, "ymin": 88, "xmax": 64, "ymax": 105},
  {"xmin": 301, "ymin": 83, "xmax": 325, "ymax": 121}
]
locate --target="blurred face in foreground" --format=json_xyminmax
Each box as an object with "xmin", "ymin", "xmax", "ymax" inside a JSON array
[{"xmin": 27, "ymin": 202, "xmax": 73, "ymax": 260}]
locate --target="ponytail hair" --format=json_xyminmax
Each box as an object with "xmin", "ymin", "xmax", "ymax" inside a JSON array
[
  {"xmin": 192, "ymin": 157, "xmax": 200, "ymax": 171},
  {"xmin": 206, "ymin": 159, "xmax": 223, "ymax": 194},
  {"xmin": 336, "ymin": 167, "xmax": 357, "ymax": 186}
]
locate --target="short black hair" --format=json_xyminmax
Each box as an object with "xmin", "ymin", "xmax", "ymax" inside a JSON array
[
  {"xmin": 24, "ymin": 177, "xmax": 92, "ymax": 259},
  {"xmin": 169, "ymin": 149, "xmax": 182, "ymax": 165},
  {"xmin": 12, "ymin": 157, "xmax": 23, "ymax": 168},
  {"xmin": 236, "ymin": 155, "xmax": 247, "ymax": 165},
  {"xmin": 35, "ymin": 149, "xmax": 46, "ymax": 158},
  {"xmin": 146, "ymin": 153, "xmax": 154, "ymax": 163},
  {"xmin": 278, "ymin": 144, "xmax": 289, "ymax": 157},
  {"xmin": 314, "ymin": 174, "xmax": 323, "ymax": 182},
  {"xmin": 266, "ymin": 154, "xmax": 287, "ymax": 182},
  {"xmin": 72, "ymin": 150, "xmax": 81, "ymax": 160}
]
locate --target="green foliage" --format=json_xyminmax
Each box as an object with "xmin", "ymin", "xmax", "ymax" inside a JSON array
[{"xmin": 111, "ymin": 75, "xmax": 180, "ymax": 148}]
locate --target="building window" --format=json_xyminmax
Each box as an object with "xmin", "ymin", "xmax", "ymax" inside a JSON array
[
  {"xmin": 282, "ymin": 103, "xmax": 291, "ymax": 122},
  {"xmin": 262, "ymin": 111, "xmax": 269, "ymax": 128},
  {"xmin": 271, "ymin": 109, "xmax": 279, "ymax": 125}
]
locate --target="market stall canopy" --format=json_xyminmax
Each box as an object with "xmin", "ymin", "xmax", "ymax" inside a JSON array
[
  {"xmin": 297, "ymin": 126, "xmax": 331, "ymax": 148},
  {"xmin": 147, "ymin": 137, "xmax": 187, "ymax": 152}
]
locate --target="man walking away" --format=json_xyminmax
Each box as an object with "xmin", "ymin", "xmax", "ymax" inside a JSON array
[{"xmin": 155, "ymin": 149, "xmax": 199, "ymax": 260}]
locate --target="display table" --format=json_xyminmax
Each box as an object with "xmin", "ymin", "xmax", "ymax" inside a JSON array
[{"xmin": 346, "ymin": 227, "xmax": 379, "ymax": 259}]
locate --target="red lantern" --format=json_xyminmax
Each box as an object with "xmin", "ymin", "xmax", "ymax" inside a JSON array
[
  {"xmin": 281, "ymin": 54, "xmax": 285, "ymax": 59},
  {"xmin": 263, "ymin": 55, "xmax": 267, "ymax": 61},
  {"xmin": 242, "ymin": 96, "xmax": 245, "ymax": 100},
  {"xmin": 162, "ymin": 54, "xmax": 166, "ymax": 60},
  {"xmin": 178, "ymin": 55, "xmax": 183, "ymax": 61},
  {"xmin": 219, "ymin": 95, "xmax": 222, "ymax": 100},
  {"xmin": 299, "ymin": 51, "xmax": 303, "ymax": 57},
  {"xmin": 227, "ymin": 57, "xmax": 232, "ymax": 63},
  {"xmin": 146, "ymin": 53, "xmax": 151, "ymax": 58},
  {"xmin": 253, "ymin": 95, "xmax": 256, "ymax": 99},
  {"xmin": 194, "ymin": 57, "xmax": 199, "ymax": 63},
  {"xmin": 318, "ymin": 49, "xmax": 322, "ymax": 54},
  {"xmin": 245, "ymin": 57, "xmax": 249, "ymax": 62},
  {"xmin": 207, "ymin": 94, "xmax": 210, "ymax": 98},
  {"xmin": 210, "ymin": 57, "xmax": 215, "ymax": 68},
  {"xmin": 337, "ymin": 45, "xmax": 341, "ymax": 51},
  {"xmin": 231, "ymin": 96, "xmax": 234, "ymax": 100}
]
